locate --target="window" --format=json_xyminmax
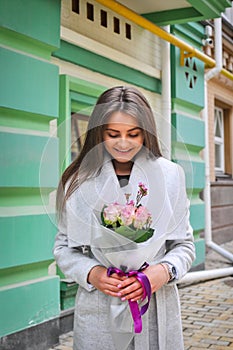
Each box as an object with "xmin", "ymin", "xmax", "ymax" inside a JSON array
[
  {"xmin": 87, "ymin": 2, "xmax": 94, "ymax": 21},
  {"xmin": 114, "ymin": 17, "xmax": 120, "ymax": 34},
  {"xmin": 71, "ymin": 113, "xmax": 89, "ymax": 160},
  {"xmin": 100, "ymin": 9, "xmax": 107, "ymax": 28},
  {"xmin": 125, "ymin": 23, "xmax": 131, "ymax": 39},
  {"xmin": 69, "ymin": 2, "xmax": 132, "ymax": 40},
  {"xmin": 58, "ymin": 75, "xmax": 106, "ymax": 172},
  {"xmin": 214, "ymin": 107, "xmax": 225, "ymax": 172},
  {"xmin": 72, "ymin": 0, "xmax": 80, "ymax": 14}
]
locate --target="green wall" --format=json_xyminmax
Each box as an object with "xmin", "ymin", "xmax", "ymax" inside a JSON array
[
  {"xmin": 0, "ymin": 0, "xmax": 61, "ymax": 337},
  {"xmin": 53, "ymin": 41, "xmax": 162, "ymax": 94},
  {"xmin": 171, "ymin": 22, "xmax": 206, "ymax": 267}
]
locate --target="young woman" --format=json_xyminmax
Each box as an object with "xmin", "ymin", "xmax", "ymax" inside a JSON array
[{"xmin": 54, "ymin": 86, "xmax": 195, "ymax": 350}]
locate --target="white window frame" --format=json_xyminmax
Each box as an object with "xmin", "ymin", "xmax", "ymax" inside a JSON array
[{"xmin": 214, "ymin": 107, "xmax": 225, "ymax": 173}]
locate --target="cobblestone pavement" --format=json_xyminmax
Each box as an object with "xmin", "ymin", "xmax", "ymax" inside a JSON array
[{"xmin": 49, "ymin": 241, "xmax": 233, "ymax": 350}]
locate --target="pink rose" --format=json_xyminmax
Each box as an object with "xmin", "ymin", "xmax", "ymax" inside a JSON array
[
  {"xmin": 133, "ymin": 206, "xmax": 152, "ymax": 229},
  {"xmin": 103, "ymin": 203, "xmax": 121, "ymax": 225},
  {"xmin": 119, "ymin": 204, "xmax": 135, "ymax": 226}
]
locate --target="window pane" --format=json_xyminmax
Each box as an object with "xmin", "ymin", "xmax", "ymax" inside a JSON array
[
  {"xmin": 71, "ymin": 113, "xmax": 89, "ymax": 160},
  {"xmin": 101, "ymin": 9, "xmax": 107, "ymax": 27},
  {"xmin": 87, "ymin": 2, "xmax": 94, "ymax": 21},
  {"xmin": 214, "ymin": 107, "xmax": 224, "ymax": 172},
  {"xmin": 215, "ymin": 117, "xmax": 222, "ymax": 137},
  {"xmin": 215, "ymin": 144, "xmax": 221, "ymax": 169}
]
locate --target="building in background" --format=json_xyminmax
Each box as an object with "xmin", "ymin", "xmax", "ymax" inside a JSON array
[
  {"xmin": 202, "ymin": 7, "xmax": 233, "ymax": 245},
  {"xmin": 0, "ymin": 0, "xmax": 232, "ymax": 349}
]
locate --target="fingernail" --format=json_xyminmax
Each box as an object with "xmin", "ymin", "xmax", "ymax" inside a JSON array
[
  {"xmin": 117, "ymin": 284, "xmax": 122, "ymax": 288},
  {"xmin": 121, "ymin": 297, "xmax": 126, "ymax": 301},
  {"xmin": 117, "ymin": 292, "xmax": 121, "ymax": 297}
]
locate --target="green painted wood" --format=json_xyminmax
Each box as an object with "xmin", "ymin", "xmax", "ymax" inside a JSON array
[
  {"xmin": 170, "ymin": 22, "xmax": 206, "ymax": 267},
  {"xmin": 143, "ymin": 7, "xmax": 203, "ymax": 26},
  {"xmin": 0, "ymin": 0, "xmax": 60, "ymax": 51},
  {"xmin": 192, "ymin": 238, "xmax": 206, "ymax": 267},
  {"xmin": 143, "ymin": 0, "xmax": 232, "ymax": 25},
  {"xmin": 171, "ymin": 23, "xmax": 205, "ymax": 110},
  {"xmin": 190, "ymin": 201, "xmax": 205, "ymax": 231},
  {"xmin": 0, "ymin": 188, "xmax": 51, "ymax": 207},
  {"xmin": 0, "ymin": 214, "xmax": 56, "ymax": 269},
  {"xmin": 70, "ymin": 91, "xmax": 98, "ymax": 107},
  {"xmin": 171, "ymin": 47, "xmax": 204, "ymax": 110},
  {"xmin": 173, "ymin": 22, "xmax": 205, "ymax": 48},
  {"xmin": 0, "ymin": 107, "xmax": 52, "ymax": 132},
  {"xmin": 0, "ymin": 276, "xmax": 60, "ymax": 337},
  {"xmin": 172, "ymin": 101, "xmax": 202, "ymax": 116},
  {"xmin": 0, "ymin": 261, "xmax": 53, "ymax": 288},
  {"xmin": 0, "ymin": 27, "xmax": 52, "ymax": 61},
  {"xmin": 173, "ymin": 159, "xmax": 205, "ymax": 190},
  {"xmin": 60, "ymin": 282, "xmax": 78, "ymax": 310},
  {"xmin": 71, "ymin": 101, "xmax": 93, "ymax": 115},
  {"xmin": 53, "ymin": 41, "xmax": 162, "ymax": 94},
  {"xmin": 0, "ymin": 47, "xmax": 59, "ymax": 117},
  {"xmin": 69, "ymin": 78, "xmax": 107, "ymax": 98},
  {"xmin": 0, "ymin": 132, "xmax": 59, "ymax": 188},
  {"xmin": 172, "ymin": 113, "xmax": 205, "ymax": 148},
  {"xmin": 188, "ymin": 0, "xmax": 232, "ymax": 18}
]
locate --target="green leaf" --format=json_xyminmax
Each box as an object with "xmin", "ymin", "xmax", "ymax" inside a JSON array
[{"xmin": 115, "ymin": 226, "xmax": 154, "ymax": 243}]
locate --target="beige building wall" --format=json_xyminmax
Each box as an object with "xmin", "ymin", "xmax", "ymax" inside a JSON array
[
  {"xmin": 207, "ymin": 75, "xmax": 233, "ymax": 244},
  {"xmin": 61, "ymin": 0, "xmax": 161, "ymax": 71},
  {"xmin": 207, "ymin": 77, "xmax": 233, "ymax": 182}
]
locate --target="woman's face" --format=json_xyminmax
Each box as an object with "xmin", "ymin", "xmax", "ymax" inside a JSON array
[{"xmin": 103, "ymin": 111, "xmax": 144, "ymax": 163}]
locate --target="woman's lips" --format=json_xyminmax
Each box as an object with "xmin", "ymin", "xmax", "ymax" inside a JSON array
[{"xmin": 114, "ymin": 148, "xmax": 133, "ymax": 153}]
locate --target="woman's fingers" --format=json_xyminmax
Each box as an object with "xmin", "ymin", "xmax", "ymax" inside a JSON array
[
  {"xmin": 89, "ymin": 266, "xmax": 134, "ymax": 298},
  {"xmin": 88, "ymin": 266, "xmax": 145, "ymax": 300},
  {"xmin": 117, "ymin": 277, "xmax": 143, "ymax": 301}
]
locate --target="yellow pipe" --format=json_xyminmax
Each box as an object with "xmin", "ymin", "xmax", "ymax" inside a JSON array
[
  {"xmin": 221, "ymin": 68, "xmax": 233, "ymax": 80},
  {"xmin": 95, "ymin": 0, "xmax": 233, "ymax": 81}
]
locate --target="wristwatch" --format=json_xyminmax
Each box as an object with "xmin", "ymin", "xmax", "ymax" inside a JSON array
[{"xmin": 162, "ymin": 262, "xmax": 177, "ymax": 282}]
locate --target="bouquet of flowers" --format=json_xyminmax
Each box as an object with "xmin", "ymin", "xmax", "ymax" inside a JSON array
[
  {"xmin": 101, "ymin": 183, "xmax": 154, "ymax": 243},
  {"xmin": 90, "ymin": 180, "xmax": 168, "ymax": 350}
]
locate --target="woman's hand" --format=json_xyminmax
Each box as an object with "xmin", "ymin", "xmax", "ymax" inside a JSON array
[
  {"xmin": 117, "ymin": 264, "xmax": 169, "ymax": 302},
  {"xmin": 143, "ymin": 264, "xmax": 169, "ymax": 294},
  {"xmin": 88, "ymin": 264, "xmax": 169, "ymax": 301},
  {"xmin": 87, "ymin": 265, "xmax": 126, "ymax": 298}
]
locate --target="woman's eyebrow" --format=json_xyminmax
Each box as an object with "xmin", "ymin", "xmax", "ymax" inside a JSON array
[{"xmin": 105, "ymin": 127, "xmax": 141, "ymax": 132}]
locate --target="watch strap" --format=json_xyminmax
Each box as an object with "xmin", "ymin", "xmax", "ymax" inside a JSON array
[{"xmin": 160, "ymin": 261, "xmax": 177, "ymax": 282}]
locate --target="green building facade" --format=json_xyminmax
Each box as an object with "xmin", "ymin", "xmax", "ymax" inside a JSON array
[
  {"xmin": 0, "ymin": 0, "xmax": 231, "ymax": 348},
  {"xmin": 0, "ymin": 0, "xmax": 61, "ymax": 346},
  {"xmin": 170, "ymin": 22, "xmax": 206, "ymax": 270}
]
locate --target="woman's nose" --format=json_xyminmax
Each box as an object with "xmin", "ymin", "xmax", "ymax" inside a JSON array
[{"xmin": 117, "ymin": 137, "xmax": 130, "ymax": 146}]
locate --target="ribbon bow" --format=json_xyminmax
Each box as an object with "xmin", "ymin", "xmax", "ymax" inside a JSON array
[{"xmin": 107, "ymin": 262, "xmax": 151, "ymax": 333}]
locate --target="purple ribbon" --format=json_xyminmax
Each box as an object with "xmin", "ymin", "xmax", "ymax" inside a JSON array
[{"xmin": 107, "ymin": 262, "xmax": 151, "ymax": 333}]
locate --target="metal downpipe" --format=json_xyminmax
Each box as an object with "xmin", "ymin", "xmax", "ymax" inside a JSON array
[{"xmin": 161, "ymin": 25, "xmax": 171, "ymax": 160}]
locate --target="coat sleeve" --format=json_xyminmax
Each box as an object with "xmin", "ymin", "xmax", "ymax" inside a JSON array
[
  {"xmin": 161, "ymin": 225, "xmax": 196, "ymax": 281},
  {"xmin": 53, "ymin": 205, "xmax": 102, "ymax": 292},
  {"xmin": 159, "ymin": 161, "xmax": 196, "ymax": 280}
]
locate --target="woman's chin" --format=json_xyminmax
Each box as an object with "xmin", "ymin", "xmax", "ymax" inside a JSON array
[{"xmin": 113, "ymin": 156, "xmax": 132, "ymax": 163}]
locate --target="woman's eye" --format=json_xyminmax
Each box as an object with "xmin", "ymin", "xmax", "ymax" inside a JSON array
[
  {"xmin": 108, "ymin": 133, "xmax": 119, "ymax": 138},
  {"xmin": 129, "ymin": 134, "xmax": 139, "ymax": 138}
]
